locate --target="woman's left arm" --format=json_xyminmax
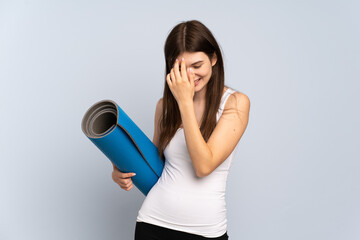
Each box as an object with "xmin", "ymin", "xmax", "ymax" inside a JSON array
[
  {"xmin": 179, "ymin": 92, "xmax": 250, "ymax": 177},
  {"xmin": 167, "ymin": 58, "xmax": 250, "ymax": 178}
]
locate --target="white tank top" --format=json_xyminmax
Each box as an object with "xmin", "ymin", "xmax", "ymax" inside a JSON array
[{"xmin": 136, "ymin": 87, "xmax": 238, "ymax": 238}]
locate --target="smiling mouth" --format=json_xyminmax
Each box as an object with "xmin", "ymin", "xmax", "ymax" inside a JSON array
[{"xmin": 194, "ymin": 78, "xmax": 201, "ymax": 83}]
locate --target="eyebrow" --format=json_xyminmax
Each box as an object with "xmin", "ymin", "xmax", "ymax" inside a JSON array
[
  {"xmin": 177, "ymin": 60, "xmax": 203, "ymax": 67},
  {"xmin": 175, "ymin": 60, "xmax": 203, "ymax": 68},
  {"xmin": 190, "ymin": 61, "xmax": 204, "ymax": 65}
]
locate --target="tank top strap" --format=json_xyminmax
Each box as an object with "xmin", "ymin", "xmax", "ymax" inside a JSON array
[
  {"xmin": 220, "ymin": 88, "xmax": 236, "ymax": 109},
  {"xmin": 217, "ymin": 87, "xmax": 236, "ymax": 122}
]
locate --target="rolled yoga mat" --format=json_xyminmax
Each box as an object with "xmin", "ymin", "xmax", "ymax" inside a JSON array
[{"xmin": 81, "ymin": 100, "xmax": 164, "ymax": 196}]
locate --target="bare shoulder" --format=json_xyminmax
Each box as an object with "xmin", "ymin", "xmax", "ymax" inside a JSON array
[
  {"xmin": 152, "ymin": 97, "xmax": 163, "ymax": 147},
  {"xmin": 156, "ymin": 98, "xmax": 163, "ymax": 113},
  {"xmin": 154, "ymin": 97, "xmax": 164, "ymax": 125},
  {"xmin": 224, "ymin": 91, "xmax": 250, "ymax": 113}
]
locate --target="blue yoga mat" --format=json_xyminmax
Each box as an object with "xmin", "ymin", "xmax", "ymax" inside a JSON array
[{"xmin": 81, "ymin": 100, "xmax": 164, "ymax": 196}]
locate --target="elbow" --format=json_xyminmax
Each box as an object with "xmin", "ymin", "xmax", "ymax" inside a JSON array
[
  {"xmin": 195, "ymin": 153, "xmax": 214, "ymax": 178},
  {"xmin": 195, "ymin": 167, "xmax": 211, "ymax": 178}
]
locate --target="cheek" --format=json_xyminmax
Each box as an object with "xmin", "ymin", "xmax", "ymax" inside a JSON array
[{"xmin": 195, "ymin": 67, "xmax": 211, "ymax": 77}]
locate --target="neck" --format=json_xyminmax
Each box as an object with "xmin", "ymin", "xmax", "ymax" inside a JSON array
[{"xmin": 193, "ymin": 87, "xmax": 206, "ymax": 104}]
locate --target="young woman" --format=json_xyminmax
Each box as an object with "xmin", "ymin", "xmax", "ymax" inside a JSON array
[{"xmin": 112, "ymin": 20, "xmax": 250, "ymax": 240}]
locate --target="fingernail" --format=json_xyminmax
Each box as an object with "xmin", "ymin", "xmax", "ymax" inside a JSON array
[
  {"xmin": 176, "ymin": 59, "xmax": 178, "ymax": 62},
  {"xmin": 189, "ymin": 67, "xmax": 193, "ymax": 72},
  {"xmin": 181, "ymin": 57, "xmax": 184, "ymax": 61},
  {"xmin": 132, "ymin": 173, "xmax": 136, "ymax": 176}
]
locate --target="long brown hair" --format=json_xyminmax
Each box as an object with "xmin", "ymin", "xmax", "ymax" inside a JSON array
[{"xmin": 158, "ymin": 20, "xmax": 226, "ymax": 160}]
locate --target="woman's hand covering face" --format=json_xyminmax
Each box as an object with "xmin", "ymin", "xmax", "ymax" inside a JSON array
[{"xmin": 166, "ymin": 57, "xmax": 195, "ymax": 104}]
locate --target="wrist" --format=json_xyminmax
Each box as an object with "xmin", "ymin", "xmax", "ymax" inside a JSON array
[{"xmin": 178, "ymin": 100, "xmax": 193, "ymax": 110}]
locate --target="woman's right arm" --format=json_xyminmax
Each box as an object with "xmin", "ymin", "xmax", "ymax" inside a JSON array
[
  {"xmin": 112, "ymin": 98, "xmax": 163, "ymax": 191},
  {"xmin": 152, "ymin": 98, "xmax": 163, "ymax": 149}
]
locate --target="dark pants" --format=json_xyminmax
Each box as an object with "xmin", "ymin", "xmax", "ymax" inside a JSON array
[{"xmin": 135, "ymin": 221, "xmax": 229, "ymax": 240}]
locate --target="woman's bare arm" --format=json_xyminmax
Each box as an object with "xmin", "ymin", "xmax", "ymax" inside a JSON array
[{"xmin": 152, "ymin": 98, "xmax": 163, "ymax": 148}]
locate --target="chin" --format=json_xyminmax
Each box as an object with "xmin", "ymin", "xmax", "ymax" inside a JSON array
[{"xmin": 194, "ymin": 85, "xmax": 205, "ymax": 92}]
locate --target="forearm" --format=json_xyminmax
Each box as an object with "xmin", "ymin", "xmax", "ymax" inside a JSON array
[{"xmin": 178, "ymin": 101, "xmax": 213, "ymax": 177}]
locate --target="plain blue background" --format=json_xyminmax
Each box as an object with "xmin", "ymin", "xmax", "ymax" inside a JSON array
[{"xmin": 1, "ymin": 0, "xmax": 359, "ymax": 239}]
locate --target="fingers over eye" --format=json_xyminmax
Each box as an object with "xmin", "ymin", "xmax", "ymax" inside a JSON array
[
  {"xmin": 181, "ymin": 59, "xmax": 187, "ymax": 80},
  {"xmin": 174, "ymin": 59, "xmax": 181, "ymax": 80}
]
